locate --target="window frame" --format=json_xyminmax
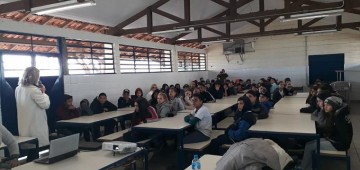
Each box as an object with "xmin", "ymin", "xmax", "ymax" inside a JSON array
[
  {"xmin": 119, "ymin": 45, "xmax": 172, "ymax": 73},
  {"xmin": 177, "ymin": 51, "xmax": 206, "ymax": 72},
  {"xmin": 66, "ymin": 39, "xmax": 115, "ymax": 75}
]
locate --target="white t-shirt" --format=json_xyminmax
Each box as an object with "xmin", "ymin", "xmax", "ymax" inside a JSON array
[{"xmin": 193, "ymin": 105, "xmax": 212, "ymax": 137}]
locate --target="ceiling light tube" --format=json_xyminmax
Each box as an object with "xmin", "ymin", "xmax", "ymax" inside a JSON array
[
  {"xmin": 201, "ymin": 40, "xmax": 228, "ymax": 45},
  {"xmin": 151, "ymin": 27, "xmax": 194, "ymax": 35},
  {"xmin": 33, "ymin": 0, "xmax": 96, "ymax": 15},
  {"xmin": 298, "ymin": 29, "xmax": 338, "ymax": 35},
  {"xmin": 280, "ymin": 9, "xmax": 344, "ymax": 22}
]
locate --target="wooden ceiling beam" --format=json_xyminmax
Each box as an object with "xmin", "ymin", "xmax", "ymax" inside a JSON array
[
  {"xmin": 119, "ymin": 3, "xmax": 345, "ymax": 35},
  {"xmin": 210, "ymin": 0, "xmax": 230, "ymax": 8},
  {"xmin": 110, "ymin": 0, "xmax": 170, "ymax": 34},
  {"xmin": 175, "ymin": 22, "xmax": 360, "ymax": 44}
]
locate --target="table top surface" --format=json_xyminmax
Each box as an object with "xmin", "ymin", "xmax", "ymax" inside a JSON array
[
  {"xmin": 0, "ymin": 136, "xmax": 36, "ymax": 149},
  {"xmin": 275, "ymin": 97, "xmax": 307, "ymax": 105},
  {"xmin": 57, "ymin": 110, "xmax": 133, "ymax": 124},
  {"xmin": 133, "ymin": 113, "xmax": 190, "ymax": 130},
  {"xmin": 285, "ymin": 92, "xmax": 309, "ymax": 98},
  {"xmin": 13, "ymin": 148, "xmax": 142, "ymax": 170},
  {"xmin": 249, "ymin": 114, "xmax": 316, "ymax": 134},
  {"xmin": 184, "ymin": 154, "xmax": 221, "ymax": 170}
]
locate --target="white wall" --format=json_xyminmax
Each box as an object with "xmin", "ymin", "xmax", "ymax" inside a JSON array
[
  {"xmin": 0, "ymin": 19, "xmax": 209, "ymax": 106},
  {"xmin": 207, "ymin": 29, "xmax": 360, "ymax": 100}
]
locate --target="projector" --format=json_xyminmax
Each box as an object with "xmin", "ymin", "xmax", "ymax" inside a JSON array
[{"xmin": 102, "ymin": 141, "xmax": 137, "ymax": 154}]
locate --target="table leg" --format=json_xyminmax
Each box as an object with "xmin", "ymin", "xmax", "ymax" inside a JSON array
[
  {"xmin": 144, "ymin": 149, "xmax": 148, "ymax": 170},
  {"xmin": 177, "ymin": 131, "xmax": 184, "ymax": 170},
  {"xmin": 316, "ymin": 135, "xmax": 320, "ymax": 170}
]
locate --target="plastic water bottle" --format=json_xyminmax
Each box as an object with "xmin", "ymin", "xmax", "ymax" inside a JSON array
[{"xmin": 192, "ymin": 154, "xmax": 201, "ymax": 170}]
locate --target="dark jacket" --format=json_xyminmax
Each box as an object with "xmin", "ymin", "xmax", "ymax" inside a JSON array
[
  {"xmin": 209, "ymin": 87, "xmax": 224, "ymax": 99},
  {"xmin": 227, "ymin": 87, "xmax": 237, "ymax": 96},
  {"xmin": 57, "ymin": 105, "xmax": 80, "ymax": 120},
  {"xmin": 90, "ymin": 97, "xmax": 117, "ymax": 114},
  {"xmin": 251, "ymin": 101, "xmax": 269, "ymax": 119},
  {"xmin": 326, "ymin": 105, "xmax": 353, "ymax": 151},
  {"xmin": 228, "ymin": 111, "xmax": 257, "ymax": 142},
  {"xmin": 261, "ymin": 101, "xmax": 273, "ymax": 111},
  {"xmin": 117, "ymin": 97, "xmax": 134, "ymax": 108},
  {"xmin": 272, "ymin": 88, "xmax": 284, "ymax": 105},
  {"xmin": 300, "ymin": 95, "xmax": 317, "ymax": 113},
  {"xmin": 199, "ymin": 91, "xmax": 216, "ymax": 103},
  {"xmin": 284, "ymin": 87, "xmax": 295, "ymax": 96}
]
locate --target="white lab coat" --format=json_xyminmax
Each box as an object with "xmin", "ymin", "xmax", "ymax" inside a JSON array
[{"xmin": 15, "ymin": 85, "xmax": 50, "ymax": 147}]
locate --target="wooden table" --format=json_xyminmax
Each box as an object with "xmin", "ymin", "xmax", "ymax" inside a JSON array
[
  {"xmin": 132, "ymin": 113, "xmax": 190, "ymax": 170},
  {"xmin": 184, "ymin": 154, "xmax": 221, "ymax": 170},
  {"xmin": 13, "ymin": 148, "xmax": 147, "ymax": 170},
  {"xmin": 275, "ymin": 97, "xmax": 307, "ymax": 105},
  {"xmin": 57, "ymin": 110, "xmax": 133, "ymax": 127}
]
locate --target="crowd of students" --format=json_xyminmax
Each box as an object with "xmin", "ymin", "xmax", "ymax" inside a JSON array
[{"xmin": 0, "ymin": 66, "xmax": 353, "ymax": 170}]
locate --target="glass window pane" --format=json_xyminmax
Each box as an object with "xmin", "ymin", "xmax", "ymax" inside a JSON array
[{"xmin": 2, "ymin": 54, "xmax": 32, "ymax": 77}]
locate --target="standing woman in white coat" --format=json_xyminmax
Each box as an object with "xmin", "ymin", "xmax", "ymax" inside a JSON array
[{"xmin": 15, "ymin": 67, "xmax": 50, "ymax": 157}]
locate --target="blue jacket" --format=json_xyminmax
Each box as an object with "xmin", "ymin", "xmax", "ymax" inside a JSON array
[{"xmin": 228, "ymin": 111, "xmax": 257, "ymax": 142}]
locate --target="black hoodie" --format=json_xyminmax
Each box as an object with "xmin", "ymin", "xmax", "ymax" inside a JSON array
[{"xmin": 90, "ymin": 97, "xmax": 117, "ymax": 114}]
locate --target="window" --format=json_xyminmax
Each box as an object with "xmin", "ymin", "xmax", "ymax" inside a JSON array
[
  {"xmin": 119, "ymin": 45, "xmax": 172, "ymax": 73},
  {"xmin": 66, "ymin": 40, "xmax": 115, "ymax": 75},
  {"xmin": 0, "ymin": 33, "xmax": 60, "ymax": 77},
  {"xmin": 2, "ymin": 54, "xmax": 32, "ymax": 77},
  {"xmin": 178, "ymin": 52, "xmax": 206, "ymax": 71}
]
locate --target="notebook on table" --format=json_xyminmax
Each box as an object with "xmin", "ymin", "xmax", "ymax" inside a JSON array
[{"xmin": 34, "ymin": 133, "xmax": 79, "ymax": 164}]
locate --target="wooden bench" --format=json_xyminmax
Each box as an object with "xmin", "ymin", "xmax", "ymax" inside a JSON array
[
  {"xmin": 97, "ymin": 130, "xmax": 128, "ymax": 142},
  {"xmin": 319, "ymin": 150, "xmax": 350, "ymax": 170},
  {"xmin": 215, "ymin": 117, "xmax": 233, "ymax": 130},
  {"xmin": 184, "ymin": 130, "xmax": 224, "ymax": 152}
]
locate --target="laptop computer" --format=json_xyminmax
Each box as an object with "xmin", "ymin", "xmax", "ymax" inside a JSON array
[{"xmin": 35, "ymin": 133, "xmax": 79, "ymax": 164}]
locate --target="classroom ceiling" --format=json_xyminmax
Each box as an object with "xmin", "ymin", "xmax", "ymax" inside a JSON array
[{"xmin": 0, "ymin": 0, "xmax": 359, "ymax": 48}]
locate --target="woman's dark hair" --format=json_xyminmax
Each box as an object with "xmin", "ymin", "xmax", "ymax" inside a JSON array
[
  {"xmin": 192, "ymin": 93, "xmax": 204, "ymax": 102},
  {"xmin": 135, "ymin": 88, "xmax": 143, "ymax": 97},
  {"xmin": 99, "ymin": 92, "xmax": 107, "ymax": 97},
  {"xmin": 318, "ymin": 83, "xmax": 334, "ymax": 93},
  {"xmin": 161, "ymin": 83, "xmax": 169, "ymax": 91},
  {"xmin": 169, "ymin": 87, "xmax": 178, "ymax": 95},
  {"xmin": 237, "ymin": 96, "xmax": 252, "ymax": 113},
  {"xmin": 151, "ymin": 89, "xmax": 160, "ymax": 100}
]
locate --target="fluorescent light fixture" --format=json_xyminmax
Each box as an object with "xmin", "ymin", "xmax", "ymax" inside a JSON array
[
  {"xmin": 151, "ymin": 27, "xmax": 194, "ymax": 35},
  {"xmin": 297, "ymin": 29, "xmax": 338, "ymax": 36},
  {"xmin": 32, "ymin": 0, "xmax": 96, "ymax": 15},
  {"xmin": 201, "ymin": 39, "xmax": 228, "ymax": 45},
  {"xmin": 280, "ymin": 9, "xmax": 344, "ymax": 22}
]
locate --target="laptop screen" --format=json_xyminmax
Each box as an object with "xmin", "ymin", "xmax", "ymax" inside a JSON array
[{"xmin": 49, "ymin": 133, "xmax": 79, "ymax": 158}]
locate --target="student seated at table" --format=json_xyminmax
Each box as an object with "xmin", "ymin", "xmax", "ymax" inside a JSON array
[
  {"xmin": 161, "ymin": 83, "xmax": 169, "ymax": 94},
  {"xmin": 118, "ymin": 89, "xmax": 135, "ymax": 130},
  {"xmin": 132, "ymin": 88, "xmax": 144, "ymax": 101},
  {"xmin": 250, "ymin": 83, "xmax": 259, "ymax": 97},
  {"xmin": 226, "ymin": 81, "xmax": 237, "ymax": 96},
  {"xmin": 269, "ymin": 77, "xmax": 278, "ymax": 94},
  {"xmin": 245, "ymin": 90, "xmax": 269, "ymax": 119},
  {"xmin": 175, "ymin": 83, "xmax": 184, "ymax": 98},
  {"xmin": 123, "ymin": 98, "xmax": 156, "ymax": 142},
  {"xmin": 284, "ymin": 82, "xmax": 295, "ymax": 96},
  {"xmin": 209, "ymin": 80, "xmax": 225, "ymax": 99},
  {"xmin": 57, "ymin": 94, "xmax": 87, "ymax": 139},
  {"xmin": 302, "ymin": 96, "xmax": 353, "ymax": 170},
  {"xmin": 168, "ymin": 87, "xmax": 184, "ymax": 115},
  {"xmin": 182, "ymin": 89, "xmax": 194, "ymax": 110},
  {"xmin": 149, "ymin": 89, "xmax": 160, "ymax": 110},
  {"xmin": 198, "ymin": 83, "xmax": 216, "ymax": 103},
  {"xmin": 311, "ymin": 92, "xmax": 331, "ymax": 134},
  {"xmin": 78, "ymin": 99, "xmax": 93, "ymax": 141},
  {"xmin": 156, "ymin": 92, "xmax": 172, "ymax": 118},
  {"xmin": 0, "ymin": 124, "xmax": 20, "ymax": 169},
  {"xmin": 300, "ymin": 85, "xmax": 318, "ymax": 113},
  {"xmin": 208, "ymin": 96, "xmax": 257, "ymax": 155},
  {"xmin": 145, "ymin": 84, "xmax": 158, "ymax": 101},
  {"xmin": 259, "ymin": 92, "xmax": 273, "ymax": 110},
  {"xmin": 183, "ymin": 94, "xmax": 212, "ymax": 144},
  {"xmin": 272, "ymin": 81, "xmax": 285, "ymax": 105},
  {"xmin": 90, "ymin": 93, "xmax": 117, "ymax": 139}
]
